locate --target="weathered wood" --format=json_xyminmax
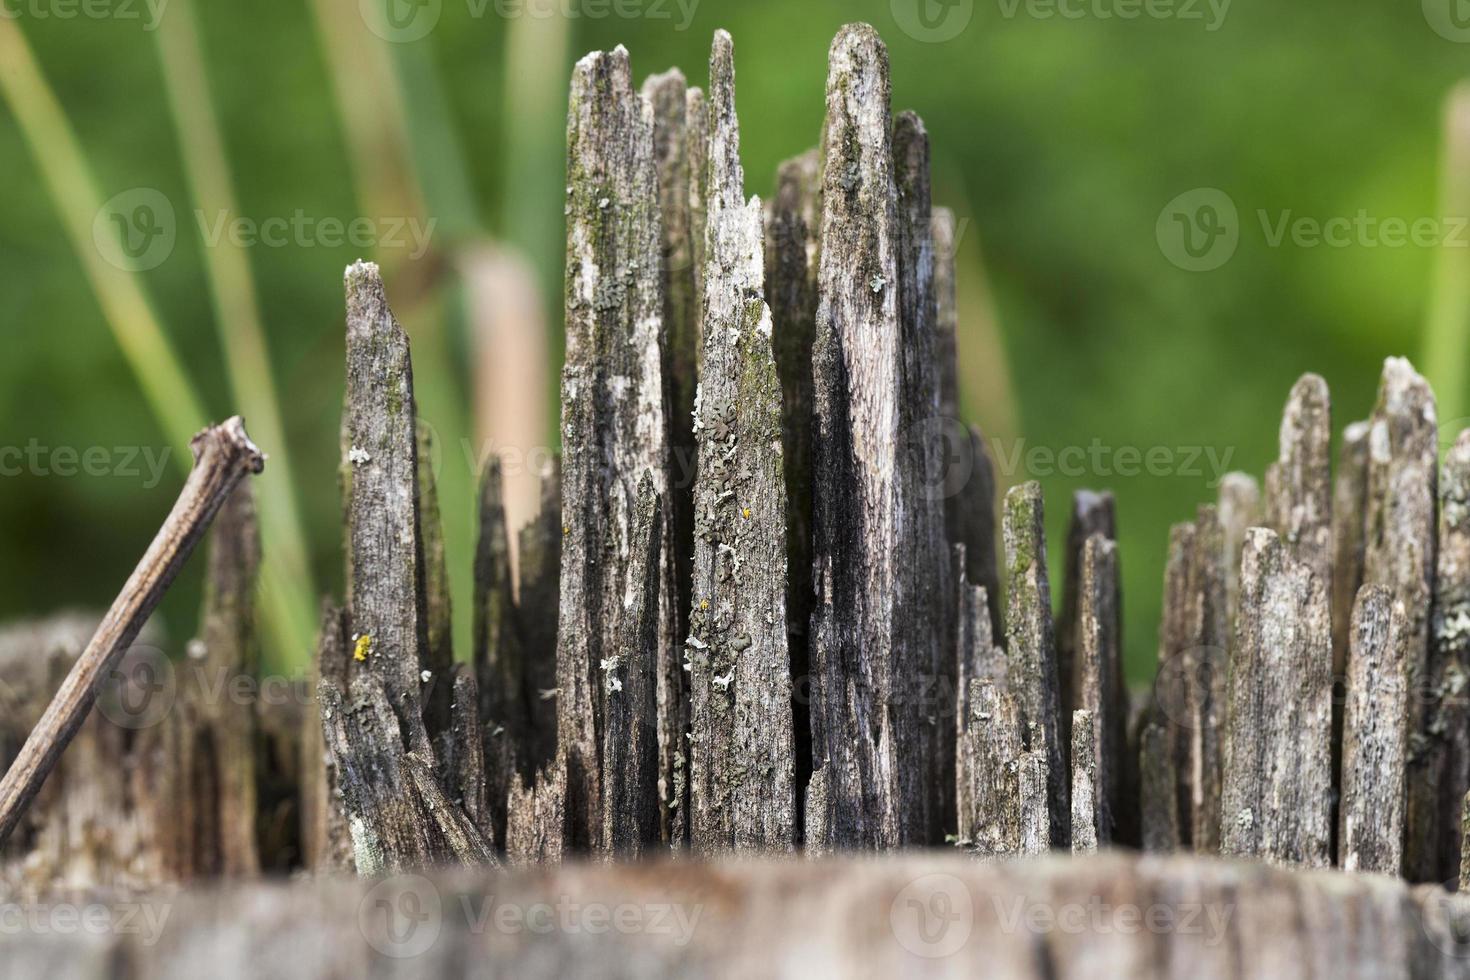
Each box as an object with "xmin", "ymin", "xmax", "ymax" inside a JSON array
[
  {"xmin": 1075, "ymin": 534, "xmax": 1122, "ymax": 849},
  {"xmin": 1264, "ymin": 373, "xmax": 1333, "ymax": 589},
  {"xmin": 643, "ymin": 69, "xmax": 699, "ymax": 675},
  {"xmin": 416, "ymin": 424, "xmax": 454, "ymax": 747},
  {"xmin": 343, "ymin": 261, "xmax": 432, "ymax": 757},
  {"xmin": 686, "ymin": 31, "xmax": 795, "ymax": 853},
  {"xmin": 0, "ymin": 418, "xmax": 264, "ymax": 848},
  {"xmin": 1058, "ymin": 492, "xmax": 1116, "ymax": 745},
  {"xmin": 1071, "ymin": 708, "xmax": 1100, "ymax": 854},
  {"xmin": 514, "ymin": 456, "xmax": 561, "ymax": 770},
  {"xmin": 441, "ymin": 666, "xmax": 488, "ymax": 839},
  {"xmin": 473, "ymin": 460, "xmax": 525, "ymax": 765},
  {"xmin": 600, "ymin": 477, "xmax": 663, "ymax": 856},
  {"xmin": 1216, "ymin": 471, "xmax": 1261, "ymax": 629},
  {"xmin": 1339, "ymin": 585, "xmax": 1408, "ymax": 875},
  {"xmin": 1152, "ymin": 521, "xmax": 1197, "ymax": 851},
  {"xmin": 1139, "ymin": 715, "xmax": 1183, "ymax": 852},
  {"xmin": 302, "ymin": 602, "xmax": 354, "ymax": 873},
  {"xmin": 1331, "ymin": 422, "xmax": 1370, "ymax": 682},
  {"xmin": 1186, "ymin": 505, "xmax": 1228, "ymax": 855},
  {"xmin": 1221, "ymin": 527, "xmax": 1333, "ymax": 868},
  {"xmin": 806, "ymin": 23, "xmax": 926, "ymax": 849},
  {"xmin": 957, "ymin": 680, "xmax": 1023, "ymax": 857},
  {"xmin": 763, "ymin": 146, "xmax": 818, "ymax": 840},
  {"xmin": 1018, "ymin": 749, "xmax": 1052, "ymax": 855},
  {"xmin": 1434, "ymin": 429, "xmax": 1470, "ymax": 886},
  {"xmin": 559, "ymin": 45, "xmax": 679, "ymax": 852},
  {"xmin": 317, "ymin": 670, "xmax": 495, "ymax": 874},
  {"xmin": 1361, "ymin": 358, "xmax": 1440, "ymax": 881},
  {"xmin": 180, "ymin": 482, "xmax": 261, "ymax": 877},
  {"xmin": 1004, "ymin": 481, "xmax": 1068, "ymax": 848},
  {"xmin": 1461, "ymin": 792, "xmax": 1470, "ymax": 891}
]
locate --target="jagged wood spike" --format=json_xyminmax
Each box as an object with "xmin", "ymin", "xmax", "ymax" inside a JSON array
[
  {"xmin": 1004, "ymin": 481, "xmax": 1068, "ymax": 847},
  {"xmin": 1216, "ymin": 471, "xmax": 1262, "ymax": 629},
  {"xmin": 559, "ymin": 46, "xmax": 679, "ymax": 852},
  {"xmin": 1058, "ymin": 491, "xmax": 1116, "ymax": 752},
  {"xmin": 343, "ymin": 260, "xmax": 432, "ymax": 756},
  {"xmin": 955, "ymin": 545, "xmax": 1009, "ymax": 699},
  {"xmin": 1360, "ymin": 359, "xmax": 1441, "ymax": 881},
  {"xmin": 1434, "ymin": 429, "xmax": 1470, "ymax": 884},
  {"xmin": 644, "ymin": 67, "xmax": 698, "ymax": 689},
  {"xmin": 1186, "ymin": 505, "xmax": 1228, "ymax": 855},
  {"xmin": 1338, "ymin": 585, "xmax": 1408, "ymax": 875},
  {"xmin": 1264, "ymin": 373, "xmax": 1332, "ymax": 590},
  {"xmin": 1221, "ymin": 528, "xmax": 1332, "ymax": 868},
  {"xmin": 601, "ymin": 475, "xmax": 664, "ymax": 855},
  {"xmin": 416, "ymin": 422, "xmax": 453, "ymax": 748},
  {"xmin": 1154, "ymin": 521, "xmax": 1196, "ymax": 848},
  {"xmin": 515, "ymin": 456, "xmax": 561, "ymax": 770},
  {"xmin": 687, "ymin": 31, "xmax": 795, "ymax": 853},
  {"xmin": 473, "ymin": 459, "xmax": 526, "ymax": 762},
  {"xmin": 1070, "ymin": 709, "xmax": 1099, "ymax": 854},
  {"xmin": 807, "ymin": 22, "xmax": 926, "ymax": 848},
  {"xmin": 764, "ymin": 147, "xmax": 819, "ymax": 838},
  {"xmin": 686, "ymin": 85, "xmax": 708, "ymax": 366},
  {"xmin": 1075, "ymin": 534, "xmax": 1120, "ymax": 849},
  {"xmin": 894, "ymin": 107, "xmax": 951, "ymax": 843}
]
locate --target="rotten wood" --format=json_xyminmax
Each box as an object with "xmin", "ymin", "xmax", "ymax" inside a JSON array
[
  {"xmin": 1338, "ymin": 585, "xmax": 1408, "ymax": 875},
  {"xmin": 686, "ymin": 30, "xmax": 795, "ymax": 853},
  {"xmin": 1264, "ymin": 373, "xmax": 1332, "ymax": 589},
  {"xmin": 0, "ymin": 418, "xmax": 264, "ymax": 848},
  {"xmin": 1433, "ymin": 428, "xmax": 1470, "ymax": 886},
  {"xmin": 1071, "ymin": 708, "xmax": 1099, "ymax": 854},
  {"xmin": 1004, "ymin": 481, "xmax": 1068, "ymax": 848},
  {"xmin": 558, "ymin": 45, "xmax": 679, "ymax": 852},
  {"xmin": 1075, "ymin": 534, "xmax": 1122, "ymax": 849},
  {"xmin": 1220, "ymin": 527, "xmax": 1333, "ymax": 868}
]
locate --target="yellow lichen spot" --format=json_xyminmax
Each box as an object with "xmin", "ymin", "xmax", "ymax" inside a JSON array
[
  {"xmin": 353, "ymin": 634, "xmax": 372, "ymax": 662},
  {"xmin": 562, "ymin": 525, "xmax": 571, "ymax": 536},
  {"xmin": 699, "ymin": 599, "xmax": 710, "ymax": 611},
  {"xmin": 741, "ymin": 507, "xmax": 751, "ymax": 519}
]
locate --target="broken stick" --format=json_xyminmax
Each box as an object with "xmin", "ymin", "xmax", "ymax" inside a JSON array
[{"xmin": 0, "ymin": 417, "xmax": 265, "ymax": 846}]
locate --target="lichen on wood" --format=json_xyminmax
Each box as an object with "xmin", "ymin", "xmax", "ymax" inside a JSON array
[{"xmin": 686, "ymin": 30, "xmax": 794, "ymax": 853}]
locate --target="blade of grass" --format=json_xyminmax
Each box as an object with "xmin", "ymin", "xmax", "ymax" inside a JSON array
[
  {"xmin": 1423, "ymin": 82, "xmax": 1470, "ymax": 430},
  {"xmin": 153, "ymin": 0, "xmax": 318, "ymax": 670},
  {"xmin": 0, "ymin": 21, "xmax": 207, "ymax": 463}
]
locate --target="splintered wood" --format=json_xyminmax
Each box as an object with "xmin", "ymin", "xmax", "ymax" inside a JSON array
[{"xmin": 12, "ymin": 28, "xmax": 1470, "ymax": 933}]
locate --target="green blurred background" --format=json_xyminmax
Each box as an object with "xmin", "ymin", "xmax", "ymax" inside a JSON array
[{"xmin": 2, "ymin": 0, "xmax": 1468, "ymax": 683}]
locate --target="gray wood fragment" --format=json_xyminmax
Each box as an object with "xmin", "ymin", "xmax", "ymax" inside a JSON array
[
  {"xmin": 1435, "ymin": 429, "xmax": 1470, "ymax": 887},
  {"xmin": 687, "ymin": 30, "xmax": 795, "ymax": 853},
  {"xmin": 515, "ymin": 457, "xmax": 561, "ymax": 770},
  {"xmin": 1075, "ymin": 534, "xmax": 1121, "ymax": 848},
  {"xmin": 1339, "ymin": 585, "xmax": 1408, "ymax": 875},
  {"xmin": 416, "ymin": 423, "xmax": 453, "ymax": 748},
  {"xmin": 1018, "ymin": 750, "xmax": 1052, "ymax": 855},
  {"xmin": 302, "ymin": 601, "xmax": 354, "ymax": 873},
  {"xmin": 1362, "ymin": 358, "xmax": 1440, "ymax": 881},
  {"xmin": 1331, "ymin": 422, "xmax": 1370, "ymax": 682},
  {"xmin": 1186, "ymin": 505, "xmax": 1228, "ymax": 855},
  {"xmin": 1264, "ymin": 373, "xmax": 1333, "ymax": 589},
  {"xmin": 1071, "ymin": 709, "xmax": 1100, "ymax": 854},
  {"xmin": 1058, "ymin": 492, "xmax": 1116, "ymax": 755},
  {"xmin": 1216, "ymin": 471, "xmax": 1261, "ymax": 629},
  {"xmin": 343, "ymin": 260, "xmax": 431, "ymax": 757},
  {"xmin": 600, "ymin": 476, "xmax": 664, "ymax": 855},
  {"xmin": 1005, "ymin": 481, "xmax": 1069, "ymax": 847},
  {"xmin": 957, "ymin": 681, "xmax": 1023, "ymax": 858},
  {"xmin": 559, "ymin": 46, "xmax": 679, "ymax": 851},
  {"xmin": 807, "ymin": 23, "xmax": 931, "ymax": 848},
  {"xmin": 1221, "ymin": 527, "xmax": 1332, "ymax": 868},
  {"xmin": 1152, "ymin": 521, "xmax": 1195, "ymax": 848},
  {"xmin": 1139, "ymin": 716, "xmax": 1182, "ymax": 852}
]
